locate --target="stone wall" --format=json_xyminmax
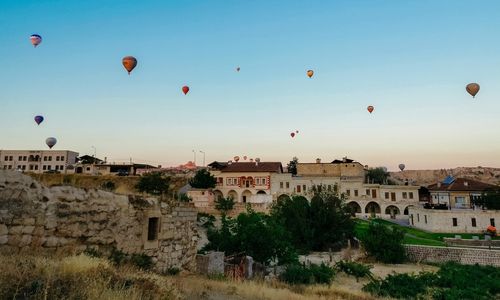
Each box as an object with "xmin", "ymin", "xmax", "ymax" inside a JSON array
[
  {"xmin": 405, "ymin": 245, "xmax": 500, "ymax": 267},
  {"xmin": 0, "ymin": 170, "xmax": 198, "ymax": 272},
  {"xmin": 196, "ymin": 251, "xmax": 225, "ymax": 275}
]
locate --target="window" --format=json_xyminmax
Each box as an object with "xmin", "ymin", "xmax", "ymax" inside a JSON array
[
  {"xmin": 3, "ymin": 156, "xmax": 7, "ymax": 161},
  {"xmin": 23, "ymin": 156, "xmax": 27, "ymax": 161},
  {"xmin": 22, "ymin": 165, "xmax": 26, "ymax": 170},
  {"xmin": 262, "ymin": 178, "xmax": 266, "ymax": 185},
  {"xmin": 255, "ymin": 178, "xmax": 260, "ymax": 185},
  {"xmin": 327, "ymin": 185, "xmax": 332, "ymax": 191},
  {"xmin": 354, "ymin": 190, "xmax": 358, "ymax": 197},
  {"xmin": 43, "ymin": 156, "xmax": 47, "ymax": 161},
  {"xmin": 29, "ymin": 165, "xmax": 34, "ymax": 170},
  {"xmin": 403, "ymin": 192, "xmax": 408, "ymax": 199},
  {"xmin": 8, "ymin": 165, "xmax": 12, "ymax": 169},
  {"xmin": 366, "ymin": 189, "xmax": 370, "ymax": 196},
  {"xmin": 417, "ymin": 214, "xmax": 420, "ymax": 222},
  {"xmin": 48, "ymin": 156, "xmax": 52, "ymax": 161},
  {"xmin": 410, "ymin": 214, "xmax": 414, "ymax": 225},
  {"xmin": 226, "ymin": 178, "xmax": 231, "ymax": 185},
  {"xmin": 452, "ymin": 218, "xmax": 457, "ymax": 227},
  {"xmin": 296, "ymin": 185, "xmax": 301, "ymax": 193},
  {"xmin": 147, "ymin": 217, "xmax": 159, "ymax": 241},
  {"xmin": 385, "ymin": 192, "xmax": 389, "ymax": 199},
  {"xmin": 472, "ymin": 218, "xmax": 477, "ymax": 227},
  {"xmin": 286, "ymin": 182, "xmax": 290, "ymax": 189},
  {"xmin": 302, "ymin": 185, "xmax": 306, "ymax": 193},
  {"xmin": 491, "ymin": 218, "xmax": 496, "ymax": 227},
  {"xmin": 391, "ymin": 192, "xmax": 396, "ymax": 201},
  {"xmin": 43, "ymin": 165, "xmax": 47, "ymax": 170},
  {"xmin": 409, "ymin": 192, "xmax": 414, "ymax": 199},
  {"xmin": 34, "ymin": 165, "xmax": 38, "ymax": 170},
  {"xmin": 56, "ymin": 156, "xmax": 60, "ymax": 161},
  {"xmin": 280, "ymin": 182, "xmax": 284, "ymax": 189},
  {"xmin": 47, "ymin": 165, "xmax": 52, "ymax": 170},
  {"xmin": 371, "ymin": 189, "xmax": 377, "ymax": 198},
  {"xmin": 60, "ymin": 156, "xmax": 64, "ymax": 161},
  {"xmin": 18, "ymin": 156, "xmax": 22, "ymax": 161},
  {"xmin": 424, "ymin": 215, "xmax": 427, "ymax": 224},
  {"xmin": 346, "ymin": 189, "xmax": 351, "ymax": 196},
  {"xmin": 9, "ymin": 156, "xmax": 13, "ymax": 161}
]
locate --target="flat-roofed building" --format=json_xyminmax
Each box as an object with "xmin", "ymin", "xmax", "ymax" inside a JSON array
[{"xmin": 0, "ymin": 150, "xmax": 78, "ymax": 173}]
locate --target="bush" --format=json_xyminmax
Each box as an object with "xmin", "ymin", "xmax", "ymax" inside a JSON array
[
  {"xmin": 281, "ymin": 263, "xmax": 335, "ymax": 285},
  {"xmin": 360, "ymin": 221, "xmax": 406, "ymax": 263},
  {"xmin": 166, "ymin": 267, "xmax": 180, "ymax": 275},
  {"xmin": 363, "ymin": 272, "xmax": 435, "ymax": 299},
  {"xmin": 197, "ymin": 212, "xmax": 216, "ymax": 228},
  {"xmin": 83, "ymin": 247, "xmax": 102, "ymax": 258},
  {"xmin": 189, "ymin": 169, "xmax": 217, "ymax": 189},
  {"xmin": 177, "ymin": 193, "xmax": 192, "ymax": 202},
  {"xmin": 101, "ymin": 180, "xmax": 116, "ymax": 191},
  {"xmin": 109, "ymin": 248, "xmax": 127, "ymax": 265},
  {"xmin": 135, "ymin": 172, "xmax": 170, "ymax": 196},
  {"xmin": 130, "ymin": 253, "xmax": 153, "ymax": 270},
  {"xmin": 335, "ymin": 260, "xmax": 373, "ymax": 281}
]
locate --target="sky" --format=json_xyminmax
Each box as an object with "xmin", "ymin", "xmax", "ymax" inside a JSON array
[{"xmin": 1, "ymin": 0, "xmax": 500, "ymax": 170}]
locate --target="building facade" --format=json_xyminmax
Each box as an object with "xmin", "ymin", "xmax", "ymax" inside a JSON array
[
  {"xmin": 208, "ymin": 161, "xmax": 283, "ymax": 204},
  {"xmin": 427, "ymin": 177, "xmax": 498, "ymax": 209},
  {"xmin": 0, "ymin": 150, "xmax": 78, "ymax": 173}
]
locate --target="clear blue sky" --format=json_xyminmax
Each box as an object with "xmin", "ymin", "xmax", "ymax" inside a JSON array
[{"xmin": 1, "ymin": 0, "xmax": 500, "ymax": 170}]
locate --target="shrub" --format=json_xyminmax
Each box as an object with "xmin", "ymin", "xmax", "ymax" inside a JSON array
[
  {"xmin": 166, "ymin": 267, "xmax": 180, "ymax": 276},
  {"xmin": 281, "ymin": 263, "xmax": 335, "ymax": 285},
  {"xmin": 197, "ymin": 212, "xmax": 216, "ymax": 228},
  {"xmin": 177, "ymin": 193, "xmax": 192, "ymax": 202},
  {"xmin": 135, "ymin": 172, "xmax": 170, "ymax": 196},
  {"xmin": 189, "ymin": 169, "xmax": 217, "ymax": 189},
  {"xmin": 360, "ymin": 221, "xmax": 406, "ymax": 263},
  {"xmin": 130, "ymin": 253, "xmax": 153, "ymax": 270},
  {"xmin": 335, "ymin": 260, "xmax": 373, "ymax": 281},
  {"xmin": 83, "ymin": 247, "xmax": 102, "ymax": 258},
  {"xmin": 101, "ymin": 180, "xmax": 116, "ymax": 191},
  {"xmin": 363, "ymin": 272, "xmax": 434, "ymax": 299},
  {"xmin": 109, "ymin": 248, "xmax": 127, "ymax": 266}
]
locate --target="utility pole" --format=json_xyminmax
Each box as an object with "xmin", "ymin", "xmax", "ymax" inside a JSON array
[
  {"xmin": 199, "ymin": 150, "xmax": 205, "ymax": 167},
  {"xmin": 192, "ymin": 150, "xmax": 197, "ymax": 166}
]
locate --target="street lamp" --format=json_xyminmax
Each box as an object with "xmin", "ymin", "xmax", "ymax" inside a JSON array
[
  {"xmin": 192, "ymin": 150, "xmax": 197, "ymax": 166},
  {"xmin": 91, "ymin": 146, "xmax": 97, "ymax": 175},
  {"xmin": 199, "ymin": 150, "xmax": 206, "ymax": 167}
]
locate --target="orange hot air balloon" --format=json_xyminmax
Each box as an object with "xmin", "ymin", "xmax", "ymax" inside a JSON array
[
  {"xmin": 290, "ymin": 132, "xmax": 295, "ymax": 138},
  {"xmin": 367, "ymin": 106, "xmax": 374, "ymax": 113},
  {"xmin": 122, "ymin": 56, "xmax": 137, "ymax": 75},
  {"xmin": 307, "ymin": 70, "xmax": 314, "ymax": 78},
  {"xmin": 466, "ymin": 83, "xmax": 480, "ymax": 98},
  {"xmin": 182, "ymin": 86, "xmax": 190, "ymax": 95}
]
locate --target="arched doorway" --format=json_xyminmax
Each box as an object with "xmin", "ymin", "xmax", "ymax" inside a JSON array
[
  {"xmin": 385, "ymin": 205, "xmax": 400, "ymax": 219},
  {"xmin": 365, "ymin": 201, "xmax": 381, "ymax": 217},
  {"xmin": 76, "ymin": 167, "xmax": 83, "ymax": 174},
  {"xmin": 227, "ymin": 190, "xmax": 238, "ymax": 202},
  {"xmin": 347, "ymin": 202, "xmax": 362, "ymax": 216},
  {"xmin": 257, "ymin": 190, "xmax": 267, "ymax": 195},
  {"xmin": 213, "ymin": 190, "xmax": 223, "ymax": 201},
  {"xmin": 242, "ymin": 190, "xmax": 252, "ymax": 203},
  {"xmin": 403, "ymin": 206, "xmax": 411, "ymax": 215}
]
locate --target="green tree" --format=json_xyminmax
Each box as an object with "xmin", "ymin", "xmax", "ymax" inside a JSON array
[
  {"xmin": 366, "ymin": 167, "xmax": 395, "ymax": 185},
  {"xmin": 360, "ymin": 221, "xmax": 406, "ymax": 263},
  {"xmin": 474, "ymin": 188, "xmax": 500, "ymax": 210},
  {"xmin": 135, "ymin": 172, "xmax": 170, "ymax": 196},
  {"xmin": 287, "ymin": 156, "xmax": 299, "ymax": 175},
  {"xmin": 215, "ymin": 196, "xmax": 235, "ymax": 215},
  {"xmin": 189, "ymin": 169, "xmax": 217, "ymax": 189}
]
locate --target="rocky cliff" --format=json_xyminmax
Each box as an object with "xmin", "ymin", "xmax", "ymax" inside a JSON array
[{"xmin": 390, "ymin": 167, "xmax": 500, "ymax": 187}]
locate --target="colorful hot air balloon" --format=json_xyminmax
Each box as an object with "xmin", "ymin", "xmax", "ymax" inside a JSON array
[
  {"xmin": 182, "ymin": 86, "xmax": 190, "ymax": 95},
  {"xmin": 399, "ymin": 164, "xmax": 405, "ymax": 171},
  {"xmin": 291, "ymin": 132, "xmax": 295, "ymax": 138},
  {"xmin": 367, "ymin": 106, "xmax": 374, "ymax": 113},
  {"xmin": 234, "ymin": 156, "xmax": 240, "ymax": 162},
  {"xmin": 30, "ymin": 34, "xmax": 42, "ymax": 47},
  {"xmin": 466, "ymin": 83, "xmax": 480, "ymax": 98},
  {"xmin": 34, "ymin": 115, "xmax": 44, "ymax": 125},
  {"xmin": 122, "ymin": 56, "xmax": 137, "ymax": 75},
  {"xmin": 236, "ymin": 67, "xmax": 240, "ymax": 72},
  {"xmin": 307, "ymin": 70, "xmax": 314, "ymax": 78},
  {"xmin": 46, "ymin": 137, "xmax": 57, "ymax": 149}
]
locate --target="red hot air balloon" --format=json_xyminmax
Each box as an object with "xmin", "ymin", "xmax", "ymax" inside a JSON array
[
  {"xmin": 122, "ymin": 56, "xmax": 137, "ymax": 75},
  {"xmin": 34, "ymin": 115, "xmax": 44, "ymax": 125},
  {"xmin": 291, "ymin": 132, "xmax": 295, "ymax": 138},
  {"xmin": 367, "ymin": 106, "xmax": 374, "ymax": 113},
  {"xmin": 182, "ymin": 86, "xmax": 190, "ymax": 95},
  {"xmin": 30, "ymin": 34, "xmax": 42, "ymax": 47},
  {"xmin": 466, "ymin": 83, "xmax": 480, "ymax": 98}
]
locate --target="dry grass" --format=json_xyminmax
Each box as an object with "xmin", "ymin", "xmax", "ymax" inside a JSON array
[{"xmin": 0, "ymin": 254, "xmax": 180, "ymax": 300}]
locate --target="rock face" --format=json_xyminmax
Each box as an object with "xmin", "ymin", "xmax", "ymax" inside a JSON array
[
  {"xmin": 0, "ymin": 170, "xmax": 198, "ymax": 272},
  {"xmin": 390, "ymin": 167, "xmax": 500, "ymax": 187}
]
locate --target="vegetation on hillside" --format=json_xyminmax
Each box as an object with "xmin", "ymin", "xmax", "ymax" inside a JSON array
[{"xmin": 135, "ymin": 172, "xmax": 170, "ymax": 196}]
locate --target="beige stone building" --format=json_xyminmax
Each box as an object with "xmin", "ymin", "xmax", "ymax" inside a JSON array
[
  {"xmin": 0, "ymin": 150, "xmax": 78, "ymax": 173},
  {"xmin": 273, "ymin": 158, "xmax": 420, "ymax": 220}
]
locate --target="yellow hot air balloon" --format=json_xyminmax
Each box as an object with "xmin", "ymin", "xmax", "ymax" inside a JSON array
[
  {"xmin": 466, "ymin": 83, "xmax": 480, "ymax": 98},
  {"xmin": 307, "ymin": 70, "xmax": 314, "ymax": 78},
  {"xmin": 122, "ymin": 56, "xmax": 137, "ymax": 75}
]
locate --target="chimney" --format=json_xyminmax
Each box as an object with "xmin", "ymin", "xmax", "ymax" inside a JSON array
[
  {"xmin": 342, "ymin": 156, "xmax": 347, "ymax": 163},
  {"xmin": 316, "ymin": 158, "xmax": 321, "ymax": 164},
  {"xmin": 437, "ymin": 182, "xmax": 441, "ymax": 188},
  {"xmin": 464, "ymin": 181, "xmax": 468, "ymax": 187}
]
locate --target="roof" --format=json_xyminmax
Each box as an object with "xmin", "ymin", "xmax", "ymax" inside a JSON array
[
  {"xmin": 428, "ymin": 177, "xmax": 498, "ymax": 192},
  {"xmin": 210, "ymin": 161, "xmax": 283, "ymax": 173},
  {"xmin": 207, "ymin": 161, "xmax": 228, "ymax": 170},
  {"xmin": 331, "ymin": 158, "xmax": 355, "ymax": 164}
]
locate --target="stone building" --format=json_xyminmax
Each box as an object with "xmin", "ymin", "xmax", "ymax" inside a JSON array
[
  {"xmin": 0, "ymin": 170, "xmax": 198, "ymax": 272},
  {"xmin": 0, "ymin": 150, "xmax": 78, "ymax": 173}
]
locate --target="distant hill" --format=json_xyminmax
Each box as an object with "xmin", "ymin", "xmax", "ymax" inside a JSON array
[{"xmin": 389, "ymin": 167, "xmax": 500, "ymax": 187}]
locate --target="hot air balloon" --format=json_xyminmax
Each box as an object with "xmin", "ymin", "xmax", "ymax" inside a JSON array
[
  {"xmin": 34, "ymin": 115, "xmax": 44, "ymax": 125},
  {"xmin": 122, "ymin": 56, "xmax": 137, "ymax": 75},
  {"xmin": 466, "ymin": 83, "xmax": 480, "ymax": 98},
  {"xmin": 30, "ymin": 34, "xmax": 42, "ymax": 47},
  {"xmin": 182, "ymin": 86, "xmax": 190, "ymax": 95},
  {"xmin": 295, "ymin": 130, "xmax": 299, "ymax": 134},
  {"xmin": 234, "ymin": 156, "xmax": 240, "ymax": 162},
  {"xmin": 255, "ymin": 158, "xmax": 261, "ymax": 163},
  {"xmin": 243, "ymin": 156, "xmax": 247, "ymax": 160},
  {"xmin": 367, "ymin": 106, "xmax": 374, "ymax": 113},
  {"xmin": 236, "ymin": 67, "xmax": 240, "ymax": 72},
  {"xmin": 291, "ymin": 132, "xmax": 295, "ymax": 138},
  {"xmin": 399, "ymin": 164, "xmax": 405, "ymax": 171},
  {"xmin": 46, "ymin": 137, "xmax": 57, "ymax": 149},
  {"xmin": 307, "ymin": 70, "xmax": 314, "ymax": 78}
]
